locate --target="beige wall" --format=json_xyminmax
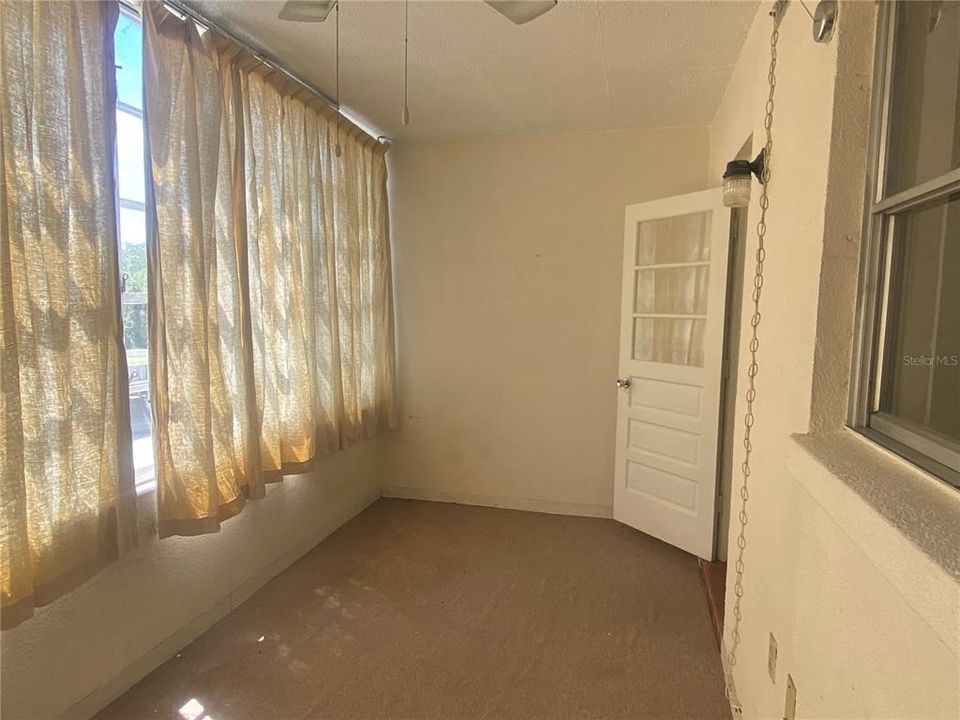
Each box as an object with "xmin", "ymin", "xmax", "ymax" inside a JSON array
[
  {"xmin": 0, "ymin": 445, "xmax": 381, "ymax": 720},
  {"xmin": 711, "ymin": 3, "xmax": 960, "ymax": 718},
  {"xmin": 382, "ymin": 127, "xmax": 710, "ymax": 516}
]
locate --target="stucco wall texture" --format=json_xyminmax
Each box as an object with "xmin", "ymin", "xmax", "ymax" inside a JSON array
[{"xmin": 710, "ymin": 3, "xmax": 960, "ymax": 718}]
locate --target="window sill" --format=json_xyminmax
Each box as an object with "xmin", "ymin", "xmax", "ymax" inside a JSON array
[
  {"xmin": 135, "ymin": 478, "xmax": 156, "ymax": 497},
  {"xmin": 787, "ymin": 429, "xmax": 960, "ymax": 646}
]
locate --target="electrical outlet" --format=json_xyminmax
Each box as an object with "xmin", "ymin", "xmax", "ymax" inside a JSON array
[
  {"xmin": 784, "ymin": 674, "xmax": 797, "ymax": 720},
  {"xmin": 768, "ymin": 632, "xmax": 778, "ymax": 683}
]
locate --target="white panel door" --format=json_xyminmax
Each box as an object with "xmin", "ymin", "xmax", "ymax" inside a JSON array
[{"xmin": 613, "ymin": 188, "xmax": 730, "ymax": 559}]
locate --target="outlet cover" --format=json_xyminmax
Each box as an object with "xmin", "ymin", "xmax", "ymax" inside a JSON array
[
  {"xmin": 768, "ymin": 633, "xmax": 778, "ymax": 683},
  {"xmin": 784, "ymin": 674, "xmax": 797, "ymax": 720}
]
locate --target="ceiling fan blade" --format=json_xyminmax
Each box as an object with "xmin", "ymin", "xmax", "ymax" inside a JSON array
[
  {"xmin": 485, "ymin": 0, "xmax": 557, "ymax": 25},
  {"xmin": 278, "ymin": 0, "xmax": 336, "ymax": 23}
]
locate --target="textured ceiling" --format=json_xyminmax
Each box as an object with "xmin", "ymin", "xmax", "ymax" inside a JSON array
[{"xmin": 186, "ymin": 0, "xmax": 758, "ymax": 140}]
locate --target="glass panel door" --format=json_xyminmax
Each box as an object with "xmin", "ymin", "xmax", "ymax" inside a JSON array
[{"xmin": 631, "ymin": 210, "xmax": 712, "ymax": 367}]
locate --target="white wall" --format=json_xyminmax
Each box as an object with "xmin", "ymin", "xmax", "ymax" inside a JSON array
[
  {"xmin": 711, "ymin": 3, "xmax": 960, "ymax": 718},
  {"xmin": 382, "ymin": 127, "xmax": 710, "ymax": 516},
  {"xmin": 0, "ymin": 444, "xmax": 381, "ymax": 720}
]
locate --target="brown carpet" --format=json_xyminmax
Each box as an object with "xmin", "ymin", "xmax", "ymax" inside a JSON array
[{"xmin": 96, "ymin": 499, "xmax": 731, "ymax": 720}]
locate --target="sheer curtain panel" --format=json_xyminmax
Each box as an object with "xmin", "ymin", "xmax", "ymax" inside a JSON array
[
  {"xmin": 143, "ymin": 4, "xmax": 263, "ymax": 537},
  {"xmin": 0, "ymin": 0, "xmax": 138, "ymax": 629},
  {"xmin": 143, "ymin": 3, "xmax": 396, "ymax": 537}
]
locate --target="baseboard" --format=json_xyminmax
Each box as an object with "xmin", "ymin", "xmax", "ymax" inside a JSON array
[
  {"xmin": 61, "ymin": 488, "xmax": 381, "ymax": 720},
  {"xmin": 381, "ymin": 485, "xmax": 612, "ymax": 519}
]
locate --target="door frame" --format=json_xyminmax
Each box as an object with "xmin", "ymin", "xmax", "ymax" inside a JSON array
[{"xmin": 713, "ymin": 206, "xmax": 748, "ymax": 561}]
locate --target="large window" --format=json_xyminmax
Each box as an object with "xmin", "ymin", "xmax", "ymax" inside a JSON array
[
  {"xmin": 851, "ymin": 1, "xmax": 960, "ymax": 488},
  {"xmin": 114, "ymin": 5, "xmax": 154, "ymax": 491}
]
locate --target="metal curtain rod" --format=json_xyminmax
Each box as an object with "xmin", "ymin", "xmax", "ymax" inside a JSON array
[{"xmin": 127, "ymin": 0, "xmax": 391, "ymax": 145}]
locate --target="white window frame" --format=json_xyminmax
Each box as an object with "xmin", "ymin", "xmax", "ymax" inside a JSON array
[{"xmin": 849, "ymin": 0, "xmax": 960, "ymax": 489}]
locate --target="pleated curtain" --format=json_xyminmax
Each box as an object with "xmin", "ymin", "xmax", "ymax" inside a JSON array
[
  {"xmin": 0, "ymin": 0, "xmax": 138, "ymax": 628},
  {"xmin": 143, "ymin": 3, "xmax": 396, "ymax": 538}
]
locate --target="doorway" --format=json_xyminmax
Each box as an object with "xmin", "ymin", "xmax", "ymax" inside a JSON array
[
  {"xmin": 700, "ymin": 201, "xmax": 748, "ymax": 643},
  {"xmin": 611, "ymin": 167, "xmax": 748, "ymax": 644}
]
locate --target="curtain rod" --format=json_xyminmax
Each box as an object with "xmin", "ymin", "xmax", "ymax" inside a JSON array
[{"xmin": 125, "ymin": 0, "xmax": 392, "ymax": 146}]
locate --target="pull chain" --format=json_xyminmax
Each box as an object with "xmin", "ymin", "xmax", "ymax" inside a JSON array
[
  {"xmin": 402, "ymin": 0, "xmax": 410, "ymax": 126},
  {"xmin": 725, "ymin": 19, "xmax": 779, "ymax": 710},
  {"xmin": 334, "ymin": 0, "xmax": 342, "ymax": 157}
]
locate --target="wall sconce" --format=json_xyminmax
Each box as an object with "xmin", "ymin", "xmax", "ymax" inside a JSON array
[{"xmin": 722, "ymin": 151, "xmax": 766, "ymax": 208}]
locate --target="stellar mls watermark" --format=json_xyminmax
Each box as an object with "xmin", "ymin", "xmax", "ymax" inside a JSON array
[{"xmin": 902, "ymin": 354, "xmax": 959, "ymax": 367}]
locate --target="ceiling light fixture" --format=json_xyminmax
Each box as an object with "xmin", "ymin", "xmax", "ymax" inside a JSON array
[
  {"xmin": 484, "ymin": 0, "xmax": 557, "ymax": 25},
  {"xmin": 812, "ymin": 1, "xmax": 837, "ymax": 43},
  {"xmin": 278, "ymin": 0, "xmax": 335, "ymax": 23},
  {"xmin": 721, "ymin": 152, "xmax": 765, "ymax": 208}
]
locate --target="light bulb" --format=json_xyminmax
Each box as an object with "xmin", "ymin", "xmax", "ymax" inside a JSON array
[
  {"xmin": 721, "ymin": 153, "xmax": 764, "ymax": 208},
  {"xmin": 722, "ymin": 175, "xmax": 752, "ymax": 208}
]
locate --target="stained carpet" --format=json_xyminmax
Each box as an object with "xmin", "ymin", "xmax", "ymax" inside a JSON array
[{"xmin": 96, "ymin": 498, "xmax": 731, "ymax": 720}]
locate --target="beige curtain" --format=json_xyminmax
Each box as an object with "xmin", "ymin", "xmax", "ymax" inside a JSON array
[
  {"xmin": 143, "ymin": 6, "xmax": 263, "ymax": 537},
  {"xmin": 143, "ymin": 4, "xmax": 396, "ymax": 537},
  {"xmin": 0, "ymin": 0, "xmax": 138, "ymax": 629}
]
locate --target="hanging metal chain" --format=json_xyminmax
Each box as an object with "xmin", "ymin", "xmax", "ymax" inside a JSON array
[
  {"xmin": 725, "ymin": 18, "xmax": 779, "ymax": 705},
  {"xmin": 334, "ymin": 0, "xmax": 342, "ymax": 157},
  {"xmin": 402, "ymin": 0, "xmax": 410, "ymax": 126}
]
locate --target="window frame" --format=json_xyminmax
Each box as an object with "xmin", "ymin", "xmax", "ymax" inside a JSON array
[
  {"xmin": 849, "ymin": 0, "xmax": 960, "ymax": 489},
  {"xmin": 114, "ymin": 0, "xmax": 156, "ymax": 494}
]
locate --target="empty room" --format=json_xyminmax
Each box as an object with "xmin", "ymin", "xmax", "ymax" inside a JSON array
[{"xmin": 1, "ymin": 1, "xmax": 958, "ymax": 719}]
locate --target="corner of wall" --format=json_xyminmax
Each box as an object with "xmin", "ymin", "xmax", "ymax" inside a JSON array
[{"xmin": 808, "ymin": 0, "xmax": 879, "ymax": 434}]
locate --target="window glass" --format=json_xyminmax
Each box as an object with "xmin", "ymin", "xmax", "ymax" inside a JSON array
[
  {"xmin": 885, "ymin": 1, "xmax": 960, "ymax": 195},
  {"xmin": 881, "ymin": 193, "xmax": 960, "ymax": 446},
  {"xmin": 633, "ymin": 318, "xmax": 706, "ymax": 367},
  {"xmin": 119, "ymin": 206, "xmax": 147, "ymax": 247},
  {"xmin": 855, "ymin": 2, "xmax": 960, "ymax": 486},
  {"xmin": 635, "ymin": 267, "xmax": 709, "ymax": 315},
  {"xmin": 114, "ymin": 8, "xmax": 153, "ymax": 488},
  {"xmin": 631, "ymin": 211, "xmax": 711, "ymax": 367},
  {"xmin": 116, "ymin": 110, "xmax": 145, "ymax": 203},
  {"xmin": 636, "ymin": 212, "xmax": 711, "ymax": 265},
  {"xmin": 115, "ymin": 10, "xmax": 143, "ymax": 110}
]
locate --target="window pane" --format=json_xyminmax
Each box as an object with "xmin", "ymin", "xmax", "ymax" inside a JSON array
[
  {"xmin": 885, "ymin": 1, "xmax": 960, "ymax": 195},
  {"xmin": 115, "ymin": 10, "xmax": 143, "ymax": 109},
  {"xmin": 880, "ymin": 193, "xmax": 960, "ymax": 446},
  {"xmin": 633, "ymin": 317, "xmax": 706, "ymax": 367},
  {"xmin": 114, "ymin": 9, "xmax": 153, "ymax": 487},
  {"xmin": 635, "ymin": 267, "xmax": 709, "ymax": 315},
  {"xmin": 635, "ymin": 211, "xmax": 711, "ymax": 265},
  {"xmin": 119, "ymin": 206, "xmax": 146, "ymax": 250},
  {"xmin": 116, "ymin": 110, "xmax": 145, "ymax": 203}
]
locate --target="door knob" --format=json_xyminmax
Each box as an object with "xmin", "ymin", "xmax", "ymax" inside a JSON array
[{"xmin": 616, "ymin": 378, "xmax": 631, "ymax": 389}]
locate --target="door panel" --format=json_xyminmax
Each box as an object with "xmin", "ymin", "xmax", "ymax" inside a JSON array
[{"xmin": 614, "ymin": 188, "xmax": 730, "ymax": 559}]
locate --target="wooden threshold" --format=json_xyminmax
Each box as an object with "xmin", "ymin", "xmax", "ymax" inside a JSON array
[{"xmin": 698, "ymin": 558, "xmax": 726, "ymax": 647}]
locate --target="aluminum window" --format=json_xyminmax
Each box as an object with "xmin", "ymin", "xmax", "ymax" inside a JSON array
[{"xmin": 850, "ymin": 0, "xmax": 960, "ymax": 488}]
